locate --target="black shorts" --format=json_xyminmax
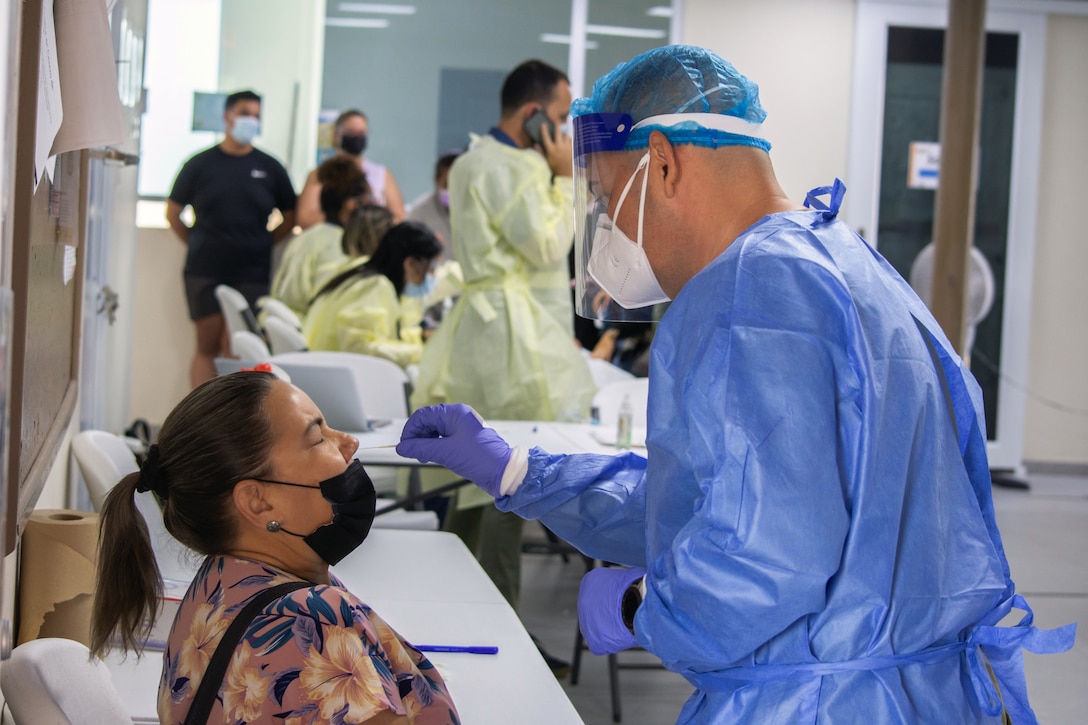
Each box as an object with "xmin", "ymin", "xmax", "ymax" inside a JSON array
[{"xmin": 184, "ymin": 275, "xmax": 269, "ymax": 321}]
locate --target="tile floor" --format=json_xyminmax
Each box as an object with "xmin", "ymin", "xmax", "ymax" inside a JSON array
[{"xmin": 517, "ymin": 472, "xmax": 1088, "ymax": 725}]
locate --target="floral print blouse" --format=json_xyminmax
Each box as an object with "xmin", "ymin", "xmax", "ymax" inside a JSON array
[{"xmin": 158, "ymin": 555, "xmax": 459, "ymax": 724}]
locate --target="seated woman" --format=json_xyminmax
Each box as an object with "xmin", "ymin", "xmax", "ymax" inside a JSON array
[
  {"xmin": 271, "ymin": 155, "xmax": 369, "ymax": 319},
  {"xmin": 91, "ymin": 372, "xmax": 458, "ymax": 724},
  {"xmin": 304, "ymin": 221, "xmax": 442, "ymax": 369}
]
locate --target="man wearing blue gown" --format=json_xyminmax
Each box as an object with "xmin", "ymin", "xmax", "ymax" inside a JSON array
[{"xmin": 397, "ymin": 45, "xmax": 1075, "ymax": 724}]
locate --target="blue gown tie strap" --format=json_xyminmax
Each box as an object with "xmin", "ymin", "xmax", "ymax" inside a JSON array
[
  {"xmin": 803, "ymin": 178, "xmax": 847, "ymax": 223},
  {"xmin": 683, "ymin": 595, "xmax": 1075, "ymax": 725}
]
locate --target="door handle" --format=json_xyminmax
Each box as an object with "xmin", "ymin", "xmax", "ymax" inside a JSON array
[{"xmin": 97, "ymin": 285, "xmax": 120, "ymax": 325}]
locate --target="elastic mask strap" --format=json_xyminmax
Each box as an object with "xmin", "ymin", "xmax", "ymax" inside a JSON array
[
  {"xmin": 257, "ymin": 479, "xmax": 320, "ymax": 491},
  {"xmin": 636, "ymin": 155, "xmax": 650, "ymax": 258},
  {"xmin": 612, "ymin": 153, "xmax": 650, "ymax": 221}
]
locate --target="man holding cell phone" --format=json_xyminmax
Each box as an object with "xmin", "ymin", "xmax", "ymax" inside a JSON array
[{"xmin": 411, "ymin": 59, "xmax": 595, "ymax": 675}]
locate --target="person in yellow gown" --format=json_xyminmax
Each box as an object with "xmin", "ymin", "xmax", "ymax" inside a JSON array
[
  {"xmin": 271, "ymin": 156, "xmax": 367, "ymax": 319},
  {"xmin": 303, "ymin": 221, "xmax": 442, "ymax": 369}
]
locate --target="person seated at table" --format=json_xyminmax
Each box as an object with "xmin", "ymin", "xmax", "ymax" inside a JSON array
[
  {"xmin": 303, "ymin": 221, "xmax": 443, "ymax": 368},
  {"xmin": 91, "ymin": 371, "xmax": 459, "ymax": 724},
  {"xmin": 271, "ymin": 155, "xmax": 369, "ymax": 319}
]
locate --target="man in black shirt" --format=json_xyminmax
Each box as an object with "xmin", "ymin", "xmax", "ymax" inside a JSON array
[{"xmin": 167, "ymin": 89, "xmax": 297, "ymax": 388}]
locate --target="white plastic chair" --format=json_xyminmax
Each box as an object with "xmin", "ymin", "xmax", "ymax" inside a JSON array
[
  {"xmin": 231, "ymin": 330, "xmax": 272, "ymax": 360},
  {"xmin": 258, "ymin": 296, "xmax": 305, "ymax": 331},
  {"xmin": 215, "ymin": 284, "xmax": 261, "ymax": 341},
  {"xmin": 592, "ymin": 378, "xmax": 650, "ymax": 428},
  {"xmin": 71, "ymin": 430, "xmax": 200, "ymax": 583},
  {"xmin": 1, "ymin": 638, "xmax": 132, "ymax": 724},
  {"xmin": 264, "ymin": 315, "xmax": 310, "ymax": 355}
]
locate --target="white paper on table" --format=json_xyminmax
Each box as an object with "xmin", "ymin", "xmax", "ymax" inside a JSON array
[
  {"xmin": 34, "ymin": 0, "xmax": 63, "ymax": 189},
  {"xmin": 49, "ymin": 0, "xmax": 126, "ymax": 157}
]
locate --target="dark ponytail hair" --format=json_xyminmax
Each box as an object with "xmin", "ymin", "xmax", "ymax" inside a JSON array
[
  {"xmin": 313, "ymin": 221, "xmax": 443, "ymax": 302},
  {"xmin": 91, "ymin": 372, "xmax": 278, "ymax": 657}
]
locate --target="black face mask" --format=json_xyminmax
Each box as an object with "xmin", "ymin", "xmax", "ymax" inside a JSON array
[
  {"xmin": 340, "ymin": 133, "xmax": 367, "ymax": 156},
  {"xmin": 259, "ymin": 460, "xmax": 377, "ymax": 565}
]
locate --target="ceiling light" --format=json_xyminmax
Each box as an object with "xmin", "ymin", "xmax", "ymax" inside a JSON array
[
  {"xmin": 647, "ymin": 6, "xmax": 673, "ymax": 18},
  {"xmin": 325, "ymin": 17, "xmax": 391, "ymax": 28},
  {"xmin": 540, "ymin": 33, "xmax": 599, "ymax": 50},
  {"xmin": 586, "ymin": 24, "xmax": 667, "ymax": 39},
  {"xmin": 338, "ymin": 3, "xmax": 416, "ymax": 14}
]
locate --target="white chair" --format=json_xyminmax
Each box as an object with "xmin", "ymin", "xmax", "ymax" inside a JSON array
[
  {"xmin": 71, "ymin": 430, "xmax": 200, "ymax": 583},
  {"xmin": 258, "ymin": 296, "xmax": 304, "ymax": 330},
  {"xmin": 215, "ymin": 284, "xmax": 261, "ymax": 342},
  {"xmin": 1, "ymin": 638, "xmax": 132, "ymax": 724},
  {"xmin": 264, "ymin": 315, "xmax": 310, "ymax": 355},
  {"xmin": 592, "ymin": 378, "xmax": 650, "ymax": 428},
  {"xmin": 231, "ymin": 330, "xmax": 272, "ymax": 360}
]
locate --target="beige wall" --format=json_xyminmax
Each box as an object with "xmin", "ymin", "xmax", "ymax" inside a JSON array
[
  {"xmin": 1024, "ymin": 14, "xmax": 1088, "ymax": 466},
  {"xmin": 683, "ymin": 0, "xmax": 857, "ymax": 202},
  {"xmin": 128, "ymin": 226, "xmax": 194, "ymax": 426}
]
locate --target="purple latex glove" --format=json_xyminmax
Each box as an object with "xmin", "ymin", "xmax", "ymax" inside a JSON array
[
  {"xmin": 578, "ymin": 566, "xmax": 646, "ymax": 656},
  {"xmin": 396, "ymin": 404, "xmax": 513, "ymax": 497}
]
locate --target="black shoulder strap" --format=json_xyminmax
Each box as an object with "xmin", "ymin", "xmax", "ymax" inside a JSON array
[{"xmin": 183, "ymin": 580, "xmax": 312, "ymax": 725}]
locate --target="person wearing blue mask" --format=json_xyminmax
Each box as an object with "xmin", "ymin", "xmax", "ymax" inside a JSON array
[
  {"xmin": 167, "ymin": 89, "xmax": 297, "ymax": 389},
  {"xmin": 396, "ymin": 45, "xmax": 1076, "ymax": 724},
  {"xmin": 304, "ymin": 221, "xmax": 442, "ymax": 369}
]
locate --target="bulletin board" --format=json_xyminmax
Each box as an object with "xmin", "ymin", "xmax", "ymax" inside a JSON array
[{"xmin": 3, "ymin": 0, "xmax": 86, "ymax": 554}]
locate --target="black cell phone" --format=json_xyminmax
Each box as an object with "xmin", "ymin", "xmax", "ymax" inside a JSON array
[{"xmin": 523, "ymin": 109, "xmax": 555, "ymax": 146}]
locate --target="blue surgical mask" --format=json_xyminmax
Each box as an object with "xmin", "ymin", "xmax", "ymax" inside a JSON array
[
  {"xmin": 403, "ymin": 272, "xmax": 437, "ymax": 299},
  {"xmin": 230, "ymin": 116, "xmax": 260, "ymax": 145}
]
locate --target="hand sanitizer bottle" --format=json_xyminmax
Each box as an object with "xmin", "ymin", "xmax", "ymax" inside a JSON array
[{"xmin": 616, "ymin": 394, "xmax": 633, "ymax": 450}]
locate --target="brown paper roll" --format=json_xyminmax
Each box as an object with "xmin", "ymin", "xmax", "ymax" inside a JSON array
[{"xmin": 17, "ymin": 509, "xmax": 99, "ymax": 647}]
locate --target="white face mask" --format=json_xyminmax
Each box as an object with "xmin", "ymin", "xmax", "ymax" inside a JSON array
[
  {"xmin": 230, "ymin": 115, "xmax": 260, "ymax": 145},
  {"xmin": 587, "ymin": 153, "xmax": 670, "ymax": 308}
]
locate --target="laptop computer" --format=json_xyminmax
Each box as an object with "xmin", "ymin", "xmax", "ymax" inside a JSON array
[{"xmin": 213, "ymin": 357, "xmax": 378, "ymax": 432}]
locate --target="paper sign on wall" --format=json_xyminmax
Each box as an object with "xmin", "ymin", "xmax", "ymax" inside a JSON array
[{"xmin": 908, "ymin": 141, "xmax": 941, "ymax": 190}]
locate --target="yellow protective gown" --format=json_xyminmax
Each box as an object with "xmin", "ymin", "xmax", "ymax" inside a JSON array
[
  {"xmin": 303, "ymin": 260, "xmax": 423, "ymax": 369},
  {"xmin": 271, "ymin": 222, "xmax": 347, "ymax": 318},
  {"xmin": 411, "ymin": 134, "xmax": 596, "ymax": 509}
]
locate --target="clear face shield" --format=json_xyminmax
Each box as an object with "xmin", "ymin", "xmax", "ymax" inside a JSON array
[{"xmin": 573, "ymin": 113, "xmax": 669, "ymax": 324}]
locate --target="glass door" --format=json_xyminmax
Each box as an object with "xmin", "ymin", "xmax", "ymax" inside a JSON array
[{"xmin": 844, "ymin": 3, "xmax": 1046, "ymax": 471}]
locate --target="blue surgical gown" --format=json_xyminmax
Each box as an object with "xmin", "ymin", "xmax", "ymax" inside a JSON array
[{"xmin": 496, "ymin": 206, "xmax": 1074, "ymax": 724}]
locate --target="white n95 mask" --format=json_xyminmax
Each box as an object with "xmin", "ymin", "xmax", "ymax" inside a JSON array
[{"xmin": 586, "ymin": 153, "xmax": 670, "ymax": 309}]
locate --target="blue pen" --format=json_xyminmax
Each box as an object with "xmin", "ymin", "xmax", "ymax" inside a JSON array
[{"xmin": 413, "ymin": 644, "xmax": 499, "ymax": 655}]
